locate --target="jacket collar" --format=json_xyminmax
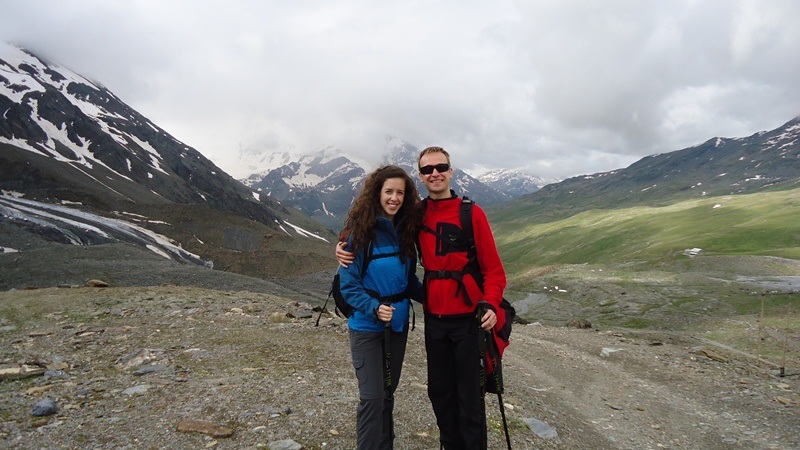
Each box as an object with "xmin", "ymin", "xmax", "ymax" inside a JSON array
[
  {"xmin": 426, "ymin": 189, "xmax": 458, "ymax": 202},
  {"xmin": 375, "ymin": 214, "xmax": 403, "ymax": 232}
]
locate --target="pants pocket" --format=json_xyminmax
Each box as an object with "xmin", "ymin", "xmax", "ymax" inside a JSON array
[{"xmin": 352, "ymin": 358, "xmax": 367, "ymax": 387}]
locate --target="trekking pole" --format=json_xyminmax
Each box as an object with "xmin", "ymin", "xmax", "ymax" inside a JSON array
[
  {"xmin": 496, "ymin": 384, "xmax": 511, "ymax": 450},
  {"xmin": 480, "ymin": 303, "xmax": 512, "ymax": 450},
  {"xmin": 477, "ymin": 306, "xmax": 489, "ymax": 450},
  {"xmin": 382, "ymin": 302, "xmax": 393, "ymax": 401}
]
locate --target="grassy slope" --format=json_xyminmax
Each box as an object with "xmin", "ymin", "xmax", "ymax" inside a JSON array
[
  {"xmin": 492, "ymin": 187, "xmax": 800, "ymax": 272},
  {"xmin": 489, "ymin": 188, "xmax": 799, "ymax": 367}
]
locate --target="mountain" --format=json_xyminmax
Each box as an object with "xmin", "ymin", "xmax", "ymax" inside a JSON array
[
  {"xmin": 242, "ymin": 147, "xmax": 366, "ymax": 231},
  {"xmin": 0, "ymin": 43, "xmax": 336, "ymax": 281},
  {"xmin": 497, "ymin": 116, "xmax": 800, "ymax": 223},
  {"xmin": 242, "ymin": 137, "xmax": 542, "ymax": 230},
  {"xmin": 477, "ymin": 169, "xmax": 545, "ymax": 198}
]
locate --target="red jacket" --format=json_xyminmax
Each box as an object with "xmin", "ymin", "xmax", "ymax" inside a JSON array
[{"xmin": 419, "ymin": 195, "xmax": 507, "ymax": 317}]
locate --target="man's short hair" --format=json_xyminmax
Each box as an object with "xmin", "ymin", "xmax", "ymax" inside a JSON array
[{"xmin": 418, "ymin": 146, "xmax": 451, "ymax": 169}]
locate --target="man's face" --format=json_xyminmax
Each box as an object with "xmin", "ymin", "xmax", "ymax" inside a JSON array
[{"xmin": 418, "ymin": 152, "xmax": 453, "ymax": 199}]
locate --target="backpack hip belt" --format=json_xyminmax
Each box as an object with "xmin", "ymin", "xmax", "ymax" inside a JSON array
[
  {"xmin": 365, "ymin": 288, "xmax": 408, "ymax": 304},
  {"xmin": 423, "ymin": 269, "xmax": 474, "ymax": 306}
]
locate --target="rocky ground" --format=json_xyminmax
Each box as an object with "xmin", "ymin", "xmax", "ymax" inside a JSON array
[
  {"xmin": 1, "ymin": 240, "xmax": 798, "ymax": 449},
  {"xmin": 1, "ymin": 281, "xmax": 798, "ymax": 450}
]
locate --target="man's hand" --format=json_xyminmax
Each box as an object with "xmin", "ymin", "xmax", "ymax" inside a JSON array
[
  {"xmin": 480, "ymin": 308, "xmax": 497, "ymax": 331},
  {"xmin": 336, "ymin": 241, "xmax": 355, "ymax": 268}
]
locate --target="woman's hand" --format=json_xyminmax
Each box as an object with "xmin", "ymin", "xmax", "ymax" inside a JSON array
[{"xmin": 376, "ymin": 304, "xmax": 394, "ymax": 323}]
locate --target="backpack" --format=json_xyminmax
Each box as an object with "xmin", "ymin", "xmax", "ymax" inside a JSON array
[
  {"xmin": 457, "ymin": 197, "xmax": 515, "ymax": 348},
  {"xmin": 315, "ymin": 240, "xmax": 414, "ymax": 326}
]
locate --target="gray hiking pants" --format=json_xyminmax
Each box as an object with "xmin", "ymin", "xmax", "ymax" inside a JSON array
[{"xmin": 349, "ymin": 328, "xmax": 408, "ymax": 450}]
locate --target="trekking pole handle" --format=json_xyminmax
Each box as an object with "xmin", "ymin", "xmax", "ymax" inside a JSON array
[
  {"xmin": 381, "ymin": 302, "xmax": 391, "ymax": 329},
  {"xmin": 478, "ymin": 301, "xmax": 492, "ymax": 334}
]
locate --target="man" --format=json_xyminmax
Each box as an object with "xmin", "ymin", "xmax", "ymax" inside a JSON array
[{"xmin": 337, "ymin": 147, "xmax": 507, "ymax": 449}]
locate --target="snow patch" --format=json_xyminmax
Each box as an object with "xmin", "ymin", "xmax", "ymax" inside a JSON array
[
  {"xmin": 0, "ymin": 194, "xmax": 205, "ymax": 264},
  {"xmin": 282, "ymin": 221, "xmax": 330, "ymax": 243}
]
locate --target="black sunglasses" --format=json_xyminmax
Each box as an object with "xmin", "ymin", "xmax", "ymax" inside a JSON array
[{"xmin": 419, "ymin": 163, "xmax": 451, "ymax": 175}]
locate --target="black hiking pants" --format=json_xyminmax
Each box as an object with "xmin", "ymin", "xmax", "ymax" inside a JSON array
[
  {"xmin": 349, "ymin": 328, "xmax": 408, "ymax": 450},
  {"xmin": 425, "ymin": 314, "xmax": 486, "ymax": 450}
]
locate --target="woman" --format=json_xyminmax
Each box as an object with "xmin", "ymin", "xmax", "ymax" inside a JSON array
[{"xmin": 337, "ymin": 165, "xmax": 423, "ymax": 450}]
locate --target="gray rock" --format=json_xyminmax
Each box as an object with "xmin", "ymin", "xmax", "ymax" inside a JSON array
[
  {"xmin": 116, "ymin": 348, "xmax": 161, "ymax": 369},
  {"xmin": 122, "ymin": 384, "xmax": 152, "ymax": 395},
  {"xmin": 524, "ymin": 417, "xmax": 558, "ymax": 439},
  {"xmin": 44, "ymin": 370, "xmax": 67, "ymax": 379},
  {"xmin": 268, "ymin": 439, "xmax": 303, "ymax": 450},
  {"xmin": 31, "ymin": 398, "xmax": 58, "ymax": 417},
  {"xmin": 600, "ymin": 347, "xmax": 624, "ymax": 357},
  {"xmin": 132, "ymin": 364, "xmax": 168, "ymax": 376}
]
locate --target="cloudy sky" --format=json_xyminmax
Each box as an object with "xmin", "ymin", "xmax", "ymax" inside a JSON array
[{"xmin": 2, "ymin": 1, "xmax": 800, "ymax": 180}]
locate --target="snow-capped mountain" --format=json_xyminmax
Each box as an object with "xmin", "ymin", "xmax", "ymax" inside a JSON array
[
  {"xmin": 242, "ymin": 147, "xmax": 367, "ymax": 229},
  {"xmin": 477, "ymin": 169, "xmax": 546, "ymax": 198},
  {"xmin": 242, "ymin": 137, "xmax": 541, "ymax": 230},
  {"xmin": 0, "ymin": 43, "xmax": 335, "ymax": 279}
]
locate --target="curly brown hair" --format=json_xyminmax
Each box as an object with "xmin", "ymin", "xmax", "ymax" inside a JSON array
[{"xmin": 342, "ymin": 165, "xmax": 422, "ymax": 259}]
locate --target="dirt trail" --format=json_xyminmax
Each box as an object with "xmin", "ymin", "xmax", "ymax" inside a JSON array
[{"xmin": 502, "ymin": 325, "xmax": 798, "ymax": 449}]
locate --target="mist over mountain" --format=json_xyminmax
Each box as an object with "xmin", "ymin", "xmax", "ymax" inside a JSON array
[
  {"xmin": 0, "ymin": 43, "xmax": 335, "ymax": 281},
  {"xmin": 241, "ymin": 137, "xmax": 544, "ymax": 230}
]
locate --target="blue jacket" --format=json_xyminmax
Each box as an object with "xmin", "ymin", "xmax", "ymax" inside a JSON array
[{"xmin": 338, "ymin": 215, "xmax": 421, "ymax": 333}]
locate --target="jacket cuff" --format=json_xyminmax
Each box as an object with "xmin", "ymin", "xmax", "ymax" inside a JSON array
[
  {"xmin": 371, "ymin": 300, "xmax": 382, "ymax": 320},
  {"xmin": 478, "ymin": 300, "xmax": 496, "ymax": 312}
]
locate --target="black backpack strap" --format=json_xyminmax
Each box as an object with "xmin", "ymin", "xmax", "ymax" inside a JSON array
[
  {"xmin": 360, "ymin": 240, "xmax": 374, "ymax": 276},
  {"xmin": 460, "ymin": 197, "xmax": 475, "ymax": 249},
  {"xmin": 416, "ymin": 198, "xmax": 427, "ymax": 265},
  {"xmin": 459, "ymin": 197, "xmax": 484, "ymax": 288}
]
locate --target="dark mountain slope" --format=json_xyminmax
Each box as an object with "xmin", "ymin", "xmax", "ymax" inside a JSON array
[
  {"xmin": 496, "ymin": 116, "xmax": 800, "ymax": 223},
  {"xmin": 0, "ymin": 44, "xmax": 336, "ymax": 281}
]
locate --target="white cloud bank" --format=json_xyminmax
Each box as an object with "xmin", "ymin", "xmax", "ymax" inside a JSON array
[{"xmin": 2, "ymin": 0, "xmax": 799, "ymax": 180}]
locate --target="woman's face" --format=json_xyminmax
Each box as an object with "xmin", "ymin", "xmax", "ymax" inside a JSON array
[{"xmin": 379, "ymin": 177, "xmax": 406, "ymax": 220}]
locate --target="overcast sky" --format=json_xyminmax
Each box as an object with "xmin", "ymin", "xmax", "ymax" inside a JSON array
[{"xmin": 2, "ymin": 1, "xmax": 800, "ymax": 180}]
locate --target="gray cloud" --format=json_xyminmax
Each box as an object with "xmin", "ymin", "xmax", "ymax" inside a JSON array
[{"xmin": 2, "ymin": 0, "xmax": 799, "ymax": 180}]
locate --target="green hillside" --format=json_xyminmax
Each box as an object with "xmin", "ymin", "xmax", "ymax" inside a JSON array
[
  {"xmin": 492, "ymin": 187, "xmax": 800, "ymax": 274},
  {"xmin": 487, "ymin": 188, "xmax": 799, "ymax": 371}
]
